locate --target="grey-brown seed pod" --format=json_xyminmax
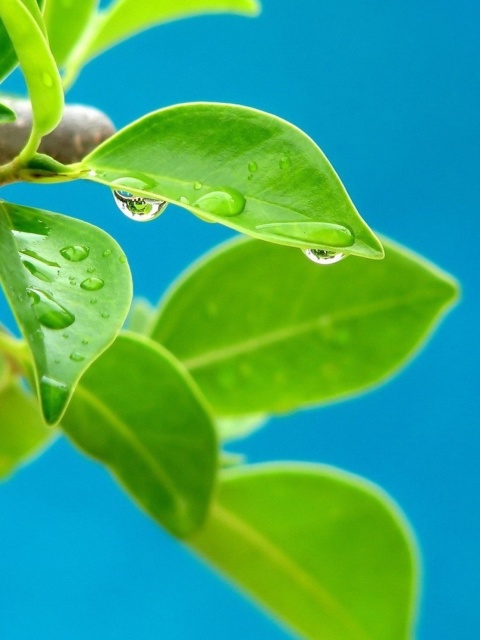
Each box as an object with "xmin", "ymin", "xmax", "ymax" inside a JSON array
[{"xmin": 0, "ymin": 98, "xmax": 116, "ymax": 165}]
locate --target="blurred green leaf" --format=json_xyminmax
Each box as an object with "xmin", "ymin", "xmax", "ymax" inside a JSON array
[
  {"xmin": 217, "ymin": 414, "xmax": 268, "ymax": 441},
  {"xmin": 0, "ymin": 382, "xmax": 54, "ymax": 480},
  {"xmin": 125, "ymin": 297, "xmax": 156, "ymax": 334},
  {"xmin": 0, "ymin": 0, "xmax": 44, "ymax": 84},
  {"xmin": 0, "ymin": 0, "xmax": 63, "ymax": 139},
  {"xmin": 0, "ymin": 101, "xmax": 16, "ymax": 123},
  {"xmin": 63, "ymin": 0, "xmax": 260, "ymax": 85},
  {"xmin": 151, "ymin": 237, "xmax": 458, "ymax": 416},
  {"xmin": 81, "ymin": 103, "xmax": 383, "ymax": 258},
  {"xmin": 44, "ymin": 0, "xmax": 98, "ymax": 68},
  {"xmin": 61, "ymin": 332, "xmax": 218, "ymax": 537},
  {"xmin": 0, "ymin": 201, "xmax": 132, "ymax": 425},
  {"xmin": 191, "ymin": 464, "xmax": 418, "ymax": 640}
]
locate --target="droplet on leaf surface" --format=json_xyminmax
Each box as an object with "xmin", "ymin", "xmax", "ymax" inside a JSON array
[{"xmin": 193, "ymin": 187, "xmax": 245, "ymax": 217}]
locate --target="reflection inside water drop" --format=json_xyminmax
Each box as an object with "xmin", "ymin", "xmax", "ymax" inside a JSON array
[
  {"xmin": 112, "ymin": 189, "xmax": 168, "ymax": 222},
  {"xmin": 303, "ymin": 249, "xmax": 346, "ymax": 265}
]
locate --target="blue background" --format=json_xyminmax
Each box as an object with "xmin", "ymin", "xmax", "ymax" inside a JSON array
[{"xmin": 1, "ymin": 1, "xmax": 479, "ymax": 638}]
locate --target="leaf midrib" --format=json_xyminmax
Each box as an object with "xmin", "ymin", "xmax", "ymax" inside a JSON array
[
  {"xmin": 212, "ymin": 502, "xmax": 373, "ymax": 640},
  {"xmin": 74, "ymin": 384, "xmax": 188, "ymax": 517},
  {"xmin": 181, "ymin": 290, "xmax": 448, "ymax": 371}
]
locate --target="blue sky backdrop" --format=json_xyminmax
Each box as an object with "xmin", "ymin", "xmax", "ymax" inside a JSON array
[{"xmin": 0, "ymin": 1, "xmax": 479, "ymax": 638}]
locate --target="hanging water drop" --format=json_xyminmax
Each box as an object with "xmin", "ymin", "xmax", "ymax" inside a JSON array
[
  {"xmin": 112, "ymin": 190, "xmax": 168, "ymax": 222},
  {"xmin": 193, "ymin": 187, "xmax": 245, "ymax": 217},
  {"xmin": 303, "ymin": 249, "xmax": 346, "ymax": 265}
]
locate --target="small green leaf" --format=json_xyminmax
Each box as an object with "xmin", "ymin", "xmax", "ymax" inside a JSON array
[
  {"xmin": 150, "ymin": 237, "xmax": 458, "ymax": 416},
  {"xmin": 0, "ymin": 0, "xmax": 44, "ymax": 84},
  {"xmin": 0, "ymin": 101, "xmax": 16, "ymax": 123},
  {"xmin": 0, "ymin": 0, "xmax": 63, "ymax": 140},
  {"xmin": 44, "ymin": 0, "xmax": 98, "ymax": 68},
  {"xmin": 190, "ymin": 464, "xmax": 418, "ymax": 640},
  {"xmin": 61, "ymin": 332, "xmax": 218, "ymax": 537},
  {"xmin": 217, "ymin": 414, "xmax": 268, "ymax": 441},
  {"xmin": 63, "ymin": 0, "xmax": 260, "ymax": 85},
  {"xmin": 0, "ymin": 382, "xmax": 54, "ymax": 480},
  {"xmin": 80, "ymin": 103, "xmax": 382, "ymax": 259},
  {"xmin": 0, "ymin": 201, "xmax": 132, "ymax": 425}
]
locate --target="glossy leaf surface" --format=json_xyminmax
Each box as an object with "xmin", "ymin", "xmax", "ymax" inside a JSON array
[
  {"xmin": 62, "ymin": 332, "xmax": 217, "ymax": 537},
  {"xmin": 0, "ymin": 382, "xmax": 53, "ymax": 480},
  {"xmin": 151, "ymin": 237, "xmax": 458, "ymax": 416},
  {"xmin": 0, "ymin": 0, "xmax": 44, "ymax": 84},
  {"xmin": 81, "ymin": 103, "xmax": 383, "ymax": 258},
  {"xmin": 63, "ymin": 0, "xmax": 260, "ymax": 84},
  {"xmin": 191, "ymin": 464, "xmax": 418, "ymax": 640},
  {"xmin": 0, "ymin": 0, "xmax": 63, "ymax": 138},
  {"xmin": 0, "ymin": 201, "xmax": 132, "ymax": 424},
  {"xmin": 44, "ymin": 0, "xmax": 98, "ymax": 67}
]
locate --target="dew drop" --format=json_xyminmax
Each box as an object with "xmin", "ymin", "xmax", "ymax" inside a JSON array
[
  {"xmin": 82, "ymin": 338, "xmax": 89, "ymax": 345},
  {"xmin": 119, "ymin": 255, "xmax": 127, "ymax": 264},
  {"xmin": 60, "ymin": 245, "xmax": 90, "ymax": 262},
  {"xmin": 70, "ymin": 352, "xmax": 85, "ymax": 362},
  {"xmin": 80, "ymin": 277, "xmax": 104, "ymax": 291},
  {"xmin": 193, "ymin": 181, "xmax": 202, "ymax": 190},
  {"xmin": 63, "ymin": 333, "xmax": 69, "ymax": 339},
  {"xmin": 86, "ymin": 267, "xmax": 96, "ymax": 274},
  {"xmin": 248, "ymin": 161, "xmax": 258, "ymax": 173},
  {"xmin": 89, "ymin": 298, "xmax": 98, "ymax": 305},
  {"xmin": 102, "ymin": 249, "xmax": 112, "ymax": 258},
  {"xmin": 179, "ymin": 196, "xmax": 190, "ymax": 205},
  {"xmin": 193, "ymin": 187, "xmax": 245, "ymax": 217},
  {"xmin": 69, "ymin": 276, "xmax": 77, "ymax": 286},
  {"xmin": 279, "ymin": 155, "xmax": 291, "ymax": 169},
  {"xmin": 112, "ymin": 190, "xmax": 167, "ymax": 222},
  {"xmin": 27, "ymin": 288, "xmax": 75, "ymax": 329},
  {"xmin": 303, "ymin": 249, "xmax": 346, "ymax": 265},
  {"xmin": 101, "ymin": 312, "xmax": 110, "ymax": 319}
]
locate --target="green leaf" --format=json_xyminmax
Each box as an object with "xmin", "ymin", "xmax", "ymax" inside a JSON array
[
  {"xmin": 0, "ymin": 0, "xmax": 44, "ymax": 84},
  {"xmin": 150, "ymin": 237, "xmax": 458, "ymax": 416},
  {"xmin": 125, "ymin": 296, "xmax": 156, "ymax": 334},
  {"xmin": 0, "ymin": 0, "xmax": 63, "ymax": 141},
  {"xmin": 80, "ymin": 103, "xmax": 383, "ymax": 259},
  {"xmin": 0, "ymin": 101, "xmax": 16, "ymax": 123},
  {"xmin": 190, "ymin": 464, "xmax": 418, "ymax": 640},
  {"xmin": 61, "ymin": 332, "xmax": 218, "ymax": 537},
  {"xmin": 0, "ymin": 382, "xmax": 54, "ymax": 480},
  {"xmin": 44, "ymin": 0, "xmax": 98, "ymax": 68},
  {"xmin": 63, "ymin": 0, "xmax": 260, "ymax": 86},
  {"xmin": 0, "ymin": 201, "xmax": 132, "ymax": 425}
]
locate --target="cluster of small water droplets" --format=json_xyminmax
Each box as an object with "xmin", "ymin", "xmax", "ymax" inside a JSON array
[
  {"xmin": 303, "ymin": 249, "xmax": 346, "ymax": 265},
  {"xmin": 112, "ymin": 189, "xmax": 168, "ymax": 222}
]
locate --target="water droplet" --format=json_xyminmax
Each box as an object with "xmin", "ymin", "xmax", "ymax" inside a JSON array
[
  {"xmin": 101, "ymin": 312, "xmax": 110, "ymax": 319},
  {"xmin": 63, "ymin": 333, "xmax": 69, "ymax": 339},
  {"xmin": 279, "ymin": 155, "xmax": 291, "ymax": 169},
  {"xmin": 112, "ymin": 190, "xmax": 167, "ymax": 222},
  {"xmin": 179, "ymin": 196, "xmax": 190, "ymax": 205},
  {"xmin": 82, "ymin": 338, "xmax": 89, "ymax": 345},
  {"xmin": 54, "ymin": 359, "xmax": 60, "ymax": 364},
  {"xmin": 193, "ymin": 187, "xmax": 245, "ymax": 217},
  {"xmin": 248, "ymin": 161, "xmax": 258, "ymax": 173},
  {"xmin": 89, "ymin": 298, "xmax": 98, "ymax": 305},
  {"xmin": 70, "ymin": 352, "xmax": 85, "ymax": 362},
  {"xmin": 42, "ymin": 72, "xmax": 53, "ymax": 88},
  {"xmin": 20, "ymin": 250, "xmax": 60, "ymax": 283},
  {"xmin": 60, "ymin": 245, "xmax": 90, "ymax": 262},
  {"xmin": 119, "ymin": 255, "xmax": 127, "ymax": 264},
  {"xmin": 303, "ymin": 249, "xmax": 346, "ymax": 265},
  {"xmin": 247, "ymin": 174, "xmax": 254, "ymax": 181},
  {"xmin": 86, "ymin": 267, "xmax": 96, "ymax": 274},
  {"xmin": 193, "ymin": 181, "xmax": 202, "ymax": 190},
  {"xmin": 27, "ymin": 288, "xmax": 75, "ymax": 329},
  {"xmin": 69, "ymin": 276, "xmax": 77, "ymax": 286},
  {"xmin": 256, "ymin": 221, "xmax": 354, "ymax": 248},
  {"xmin": 102, "ymin": 249, "xmax": 112, "ymax": 258},
  {"xmin": 80, "ymin": 277, "xmax": 104, "ymax": 291}
]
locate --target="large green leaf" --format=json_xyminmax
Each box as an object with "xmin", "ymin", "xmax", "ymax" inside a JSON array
[
  {"xmin": 80, "ymin": 103, "xmax": 383, "ymax": 259},
  {"xmin": 63, "ymin": 0, "xmax": 260, "ymax": 86},
  {"xmin": 61, "ymin": 332, "xmax": 218, "ymax": 537},
  {"xmin": 0, "ymin": 0, "xmax": 63, "ymax": 141},
  {"xmin": 0, "ymin": 382, "xmax": 54, "ymax": 480},
  {"xmin": 191, "ymin": 464, "xmax": 418, "ymax": 640},
  {"xmin": 0, "ymin": 201, "xmax": 132, "ymax": 425},
  {"xmin": 44, "ymin": 0, "xmax": 98, "ymax": 68},
  {"xmin": 150, "ymin": 237, "xmax": 458, "ymax": 416}
]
